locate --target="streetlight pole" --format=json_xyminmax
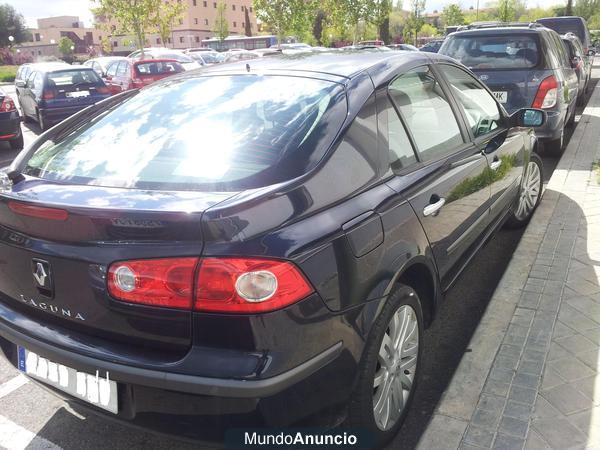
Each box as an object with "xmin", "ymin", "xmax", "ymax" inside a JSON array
[{"xmin": 476, "ymin": 0, "xmax": 480, "ymax": 21}]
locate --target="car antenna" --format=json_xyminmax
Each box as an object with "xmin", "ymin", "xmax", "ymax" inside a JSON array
[{"xmin": 246, "ymin": 63, "xmax": 251, "ymax": 72}]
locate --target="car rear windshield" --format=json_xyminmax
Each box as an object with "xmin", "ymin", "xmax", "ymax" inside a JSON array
[
  {"xmin": 155, "ymin": 52, "xmax": 194, "ymax": 63},
  {"xmin": 23, "ymin": 75, "xmax": 346, "ymax": 191},
  {"xmin": 135, "ymin": 61, "xmax": 184, "ymax": 75},
  {"xmin": 47, "ymin": 69, "xmax": 102, "ymax": 87},
  {"xmin": 443, "ymin": 34, "xmax": 540, "ymax": 69}
]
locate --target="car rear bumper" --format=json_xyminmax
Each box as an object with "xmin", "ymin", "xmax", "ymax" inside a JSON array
[
  {"xmin": 534, "ymin": 109, "xmax": 564, "ymax": 141},
  {"xmin": 40, "ymin": 104, "xmax": 95, "ymax": 124},
  {"xmin": 0, "ymin": 113, "xmax": 21, "ymax": 140}
]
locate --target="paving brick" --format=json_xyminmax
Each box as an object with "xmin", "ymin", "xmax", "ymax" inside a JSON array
[
  {"xmin": 503, "ymin": 400, "xmax": 533, "ymax": 421},
  {"xmin": 489, "ymin": 367, "xmax": 515, "ymax": 384},
  {"xmin": 524, "ymin": 429, "xmax": 551, "ymax": 450},
  {"xmin": 540, "ymin": 367, "xmax": 564, "ymax": 391},
  {"xmin": 499, "ymin": 344, "xmax": 522, "ymax": 359},
  {"xmin": 542, "ymin": 383, "xmax": 593, "ymax": 415},
  {"xmin": 513, "ymin": 372, "xmax": 541, "ymax": 389},
  {"xmin": 521, "ymin": 348, "xmax": 545, "ymax": 363},
  {"xmin": 555, "ymin": 333, "xmax": 598, "ymax": 354},
  {"xmin": 546, "ymin": 356, "xmax": 595, "ymax": 381},
  {"xmin": 531, "ymin": 417, "xmax": 588, "ymax": 449},
  {"xmin": 463, "ymin": 425, "xmax": 495, "ymax": 448},
  {"xmin": 517, "ymin": 360, "xmax": 544, "ymax": 377},
  {"xmin": 477, "ymin": 394, "xmax": 506, "ymax": 412},
  {"xmin": 509, "ymin": 385, "xmax": 537, "ymax": 405},
  {"xmin": 471, "ymin": 407, "xmax": 502, "ymax": 428},
  {"xmin": 483, "ymin": 379, "xmax": 511, "ymax": 397},
  {"xmin": 493, "ymin": 433, "xmax": 525, "ymax": 450}
]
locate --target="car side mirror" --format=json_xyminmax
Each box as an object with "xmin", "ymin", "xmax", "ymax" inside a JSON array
[
  {"xmin": 512, "ymin": 108, "xmax": 546, "ymax": 128},
  {"xmin": 587, "ymin": 49, "xmax": 596, "ymax": 57},
  {"xmin": 15, "ymin": 80, "xmax": 25, "ymax": 88}
]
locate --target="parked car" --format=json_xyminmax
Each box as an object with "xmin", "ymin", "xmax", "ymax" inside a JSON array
[
  {"xmin": 0, "ymin": 51, "xmax": 544, "ymax": 446},
  {"xmin": 14, "ymin": 62, "xmax": 70, "ymax": 99},
  {"xmin": 18, "ymin": 66, "xmax": 111, "ymax": 131},
  {"xmin": 389, "ymin": 43, "xmax": 420, "ymax": 51},
  {"xmin": 83, "ymin": 56, "xmax": 128, "ymax": 77},
  {"xmin": 537, "ymin": 16, "xmax": 593, "ymax": 56},
  {"xmin": 187, "ymin": 51, "xmax": 224, "ymax": 66},
  {"xmin": 561, "ymin": 33, "xmax": 591, "ymax": 105},
  {"xmin": 419, "ymin": 39, "xmax": 444, "ymax": 53},
  {"xmin": 0, "ymin": 88, "xmax": 23, "ymax": 150},
  {"xmin": 184, "ymin": 47, "xmax": 213, "ymax": 53},
  {"xmin": 440, "ymin": 23, "xmax": 579, "ymax": 154},
  {"xmin": 221, "ymin": 50, "xmax": 260, "ymax": 63},
  {"xmin": 127, "ymin": 48, "xmax": 200, "ymax": 71},
  {"xmin": 103, "ymin": 59, "xmax": 185, "ymax": 94}
]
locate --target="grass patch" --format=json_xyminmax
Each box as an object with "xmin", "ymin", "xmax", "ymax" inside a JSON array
[
  {"xmin": 592, "ymin": 160, "xmax": 600, "ymax": 184},
  {"xmin": 0, "ymin": 65, "xmax": 17, "ymax": 82}
]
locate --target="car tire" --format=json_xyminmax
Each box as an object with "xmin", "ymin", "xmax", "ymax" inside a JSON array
[
  {"xmin": 545, "ymin": 128, "xmax": 565, "ymax": 156},
  {"xmin": 505, "ymin": 153, "xmax": 543, "ymax": 229},
  {"xmin": 9, "ymin": 133, "xmax": 24, "ymax": 150},
  {"xmin": 345, "ymin": 284, "xmax": 423, "ymax": 448}
]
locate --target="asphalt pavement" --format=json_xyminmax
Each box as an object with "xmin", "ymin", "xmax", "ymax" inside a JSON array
[{"xmin": 0, "ymin": 76, "xmax": 596, "ymax": 449}]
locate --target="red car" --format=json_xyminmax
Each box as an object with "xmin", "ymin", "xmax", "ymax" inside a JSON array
[{"xmin": 103, "ymin": 59, "xmax": 185, "ymax": 94}]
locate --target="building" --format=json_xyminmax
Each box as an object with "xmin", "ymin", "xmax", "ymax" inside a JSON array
[
  {"xmin": 14, "ymin": 16, "xmax": 104, "ymax": 60},
  {"xmin": 99, "ymin": 0, "xmax": 258, "ymax": 55}
]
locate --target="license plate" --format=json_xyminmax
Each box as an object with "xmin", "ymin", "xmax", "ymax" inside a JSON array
[
  {"xmin": 18, "ymin": 347, "xmax": 118, "ymax": 414},
  {"xmin": 492, "ymin": 91, "xmax": 508, "ymax": 103},
  {"xmin": 65, "ymin": 91, "xmax": 89, "ymax": 98}
]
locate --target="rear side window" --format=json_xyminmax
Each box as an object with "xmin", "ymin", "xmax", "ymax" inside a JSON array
[
  {"xmin": 135, "ymin": 61, "xmax": 184, "ymax": 75},
  {"xmin": 443, "ymin": 34, "xmax": 540, "ymax": 69},
  {"xmin": 47, "ymin": 70, "xmax": 102, "ymax": 87},
  {"xmin": 389, "ymin": 66, "xmax": 464, "ymax": 162},
  {"xmin": 116, "ymin": 62, "xmax": 128, "ymax": 76},
  {"xmin": 106, "ymin": 63, "xmax": 118, "ymax": 77},
  {"xmin": 23, "ymin": 75, "xmax": 346, "ymax": 191}
]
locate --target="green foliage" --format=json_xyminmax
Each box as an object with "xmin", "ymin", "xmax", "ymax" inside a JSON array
[
  {"xmin": 0, "ymin": 65, "xmax": 17, "ymax": 82},
  {"xmin": 404, "ymin": 0, "xmax": 426, "ymax": 45},
  {"xmin": 58, "ymin": 36, "xmax": 75, "ymax": 56},
  {"xmin": 213, "ymin": 1, "xmax": 229, "ymax": 43},
  {"xmin": 419, "ymin": 23, "xmax": 439, "ymax": 37},
  {"xmin": 441, "ymin": 4, "xmax": 464, "ymax": 27},
  {"xmin": 518, "ymin": 7, "xmax": 555, "ymax": 23},
  {"xmin": 93, "ymin": 0, "xmax": 160, "ymax": 52},
  {"xmin": 589, "ymin": 14, "xmax": 600, "ymax": 30},
  {"xmin": 154, "ymin": 0, "xmax": 187, "ymax": 45},
  {"xmin": 0, "ymin": 4, "xmax": 30, "ymax": 47},
  {"xmin": 496, "ymin": 0, "xmax": 517, "ymax": 22},
  {"xmin": 574, "ymin": 0, "xmax": 600, "ymax": 21},
  {"xmin": 253, "ymin": 0, "xmax": 317, "ymax": 42},
  {"xmin": 373, "ymin": 0, "xmax": 392, "ymax": 42}
]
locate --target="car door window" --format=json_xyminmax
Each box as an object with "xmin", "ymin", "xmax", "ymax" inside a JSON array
[
  {"xmin": 379, "ymin": 95, "xmax": 417, "ymax": 171},
  {"xmin": 388, "ymin": 66, "xmax": 464, "ymax": 162},
  {"xmin": 33, "ymin": 73, "xmax": 44, "ymax": 94},
  {"xmin": 439, "ymin": 65, "xmax": 503, "ymax": 138},
  {"xmin": 116, "ymin": 62, "xmax": 128, "ymax": 76},
  {"xmin": 106, "ymin": 63, "xmax": 118, "ymax": 77}
]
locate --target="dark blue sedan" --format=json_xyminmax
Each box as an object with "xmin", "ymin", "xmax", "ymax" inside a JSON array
[
  {"xmin": 18, "ymin": 67, "xmax": 111, "ymax": 131},
  {"xmin": 0, "ymin": 51, "xmax": 545, "ymax": 446}
]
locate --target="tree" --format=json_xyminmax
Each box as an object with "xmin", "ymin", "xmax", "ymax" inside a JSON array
[
  {"xmin": 244, "ymin": 7, "xmax": 252, "ymax": 36},
  {"xmin": 496, "ymin": 0, "xmax": 517, "ymax": 22},
  {"xmin": 589, "ymin": 14, "xmax": 600, "ymax": 29},
  {"xmin": 313, "ymin": 10, "xmax": 326, "ymax": 45},
  {"xmin": 153, "ymin": 0, "xmax": 187, "ymax": 46},
  {"xmin": 442, "ymin": 4, "xmax": 464, "ymax": 27},
  {"xmin": 253, "ymin": 0, "xmax": 316, "ymax": 44},
  {"xmin": 574, "ymin": 0, "xmax": 600, "ymax": 20},
  {"xmin": 213, "ymin": 1, "xmax": 229, "ymax": 47},
  {"xmin": 419, "ymin": 23, "xmax": 438, "ymax": 38},
  {"xmin": 373, "ymin": 0, "xmax": 392, "ymax": 42},
  {"xmin": 566, "ymin": 0, "xmax": 573, "ymax": 16},
  {"xmin": 404, "ymin": 0, "xmax": 425, "ymax": 46},
  {"xmin": 58, "ymin": 36, "xmax": 75, "ymax": 62},
  {"xmin": 518, "ymin": 7, "xmax": 555, "ymax": 23},
  {"xmin": 0, "ymin": 4, "xmax": 30, "ymax": 47},
  {"xmin": 93, "ymin": 0, "xmax": 160, "ymax": 55}
]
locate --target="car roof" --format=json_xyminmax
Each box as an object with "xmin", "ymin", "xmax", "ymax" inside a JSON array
[
  {"xmin": 449, "ymin": 26, "xmax": 547, "ymax": 37},
  {"xmin": 196, "ymin": 50, "xmax": 448, "ymax": 80},
  {"xmin": 42, "ymin": 66, "xmax": 97, "ymax": 74}
]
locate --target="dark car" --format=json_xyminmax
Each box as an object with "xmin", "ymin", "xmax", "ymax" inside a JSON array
[
  {"xmin": 0, "ymin": 89, "xmax": 23, "ymax": 150},
  {"xmin": 14, "ymin": 62, "xmax": 70, "ymax": 99},
  {"xmin": 19, "ymin": 67, "xmax": 111, "ymax": 131},
  {"xmin": 419, "ymin": 39, "xmax": 444, "ymax": 53},
  {"xmin": 103, "ymin": 59, "xmax": 185, "ymax": 94},
  {"xmin": 0, "ymin": 52, "xmax": 544, "ymax": 446},
  {"xmin": 537, "ymin": 16, "xmax": 593, "ymax": 56},
  {"xmin": 561, "ymin": 33, "xmax": 591, "ymax": 105},
  {"xmin": 440, "ymin": 24, "xmax": 579, "ymax": 154}
]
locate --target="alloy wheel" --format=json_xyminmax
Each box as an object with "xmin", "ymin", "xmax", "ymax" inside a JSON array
[
  {"xmin": 372, "ymin": 304, "xmax": 419, "ymax": 431},
  {"xmin": 515, "ymin": 160, "xmax": 541, "ymax": 221}
]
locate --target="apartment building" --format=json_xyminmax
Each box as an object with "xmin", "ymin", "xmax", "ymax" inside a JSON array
[
  {"xmin": 101, "ymin": 0, "xmax": 258, "ymax": 54},
  {"xmin": 14, "ymin": 16, "xmax": 104, "ymax": 60}
]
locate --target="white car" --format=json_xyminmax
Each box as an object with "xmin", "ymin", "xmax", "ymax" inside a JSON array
[{"xmin": 127, "ymin": 48, "xmax": 200, "ymax": 71}]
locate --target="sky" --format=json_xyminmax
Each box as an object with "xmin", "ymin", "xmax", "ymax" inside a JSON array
[{"xmin": 4, "ymin": 0, "xmax": 569, "ymax": 29}]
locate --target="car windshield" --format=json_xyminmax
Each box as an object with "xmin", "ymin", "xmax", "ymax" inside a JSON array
[
  {"xmin": 23, "ymin": 75, "xmax": 345, "ymax": 191},
  {"xmin": 48, "ymin": 69, "xmax": 102, "ymax": 86},
  {"xmin": 135, "ymin": 61, "xmax": 184, "ymax": 75},
  {"xmin": 443, "ymin": 34, "xmax": 540, "ymax": 69}
]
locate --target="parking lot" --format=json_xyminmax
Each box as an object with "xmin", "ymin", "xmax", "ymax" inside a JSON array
[{"xmin": 0, "ymin": 62, "xmax": 597, "ymax": 449}]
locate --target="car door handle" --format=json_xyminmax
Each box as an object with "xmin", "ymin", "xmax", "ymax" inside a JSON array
[
  {"xmin": 490, "ymin": 159, "xmax": 502, "ymax": 171},
  {"xmin": 423, "ymin": 197, "xmax": 445, "ymax": 217}
]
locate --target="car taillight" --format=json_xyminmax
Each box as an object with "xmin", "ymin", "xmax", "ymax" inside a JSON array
[
  {"xmin": 42, "ymin": 90, "xmax": 55, "ymax": 100},
  {"xmin": 8, "ymin": 201, "xmax": 69, "ymax": 221},
  {"xmin": 532, "ymin": 75, "xmax": 558, "ymax": 109},
  {"xmin": 0, "ymin": 96, "xmax": 16, "ymax": 112},
  {"xmin": 108, "ymin": 258, "xmax": 198, "ymax": 309},
  {"xmin": 195, "ymin": 258, "xmax": 313, "ymax": 313},
  {"xmin": 107, "ymin": 257, "xmax": 314, "ymax": 313}
]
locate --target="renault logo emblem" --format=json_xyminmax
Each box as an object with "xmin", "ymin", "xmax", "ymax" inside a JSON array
[{"xmin": 31, "ymin": 259, "xmax": 53, "ymax": 296}]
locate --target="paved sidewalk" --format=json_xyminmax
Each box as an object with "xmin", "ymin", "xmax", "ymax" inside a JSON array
[{"xmin": 417, "ymin": 74, "xmax": 600, "ymax": 449}]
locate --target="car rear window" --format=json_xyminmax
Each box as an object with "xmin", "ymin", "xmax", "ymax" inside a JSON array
[
  {"xmin": 23, "ymin": 75, "xmax": 346, "ymax": 191},
  {"xmin": 47, "ymin": 69, "xmax": 102, "ymax": 87},
  {"xmin": 537, "ymin": 19, "xmax": 586, "ymax": 44},
  {"xmin": 443, "ymin": 34, "xmax": 540, "ymax": 69},
  {"xmin": 135, "ymin": 61, "xmax": 184, "ymax": 75},
  {"xmin": 155, "ymin": 52, "xmax": 194, "ymax": 63}
]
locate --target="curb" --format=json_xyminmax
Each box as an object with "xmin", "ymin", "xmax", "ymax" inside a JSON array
[{"xmin": 416, "ymin": 76, "xmax": 600, "ymax": 449}]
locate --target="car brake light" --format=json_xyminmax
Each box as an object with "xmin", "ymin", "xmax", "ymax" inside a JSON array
[
  {"xmin": 7, "ymin": 201, "xmax": 69, "ymax": 221},
  {"xmin": 195, "ymin": 258, "xmax": 313, "ymax": 313},
  {"xmin": 42, "ymin": 90, "xmax": 55, "ymax": 100},
  {"xmin": 0, "ymin": 96, "xmax": 16, "ymax": 112},
  {"xmin": 532, "ymin": 75, "xmax": 558, "ymax": 109},
  {"xmin": 107, "ymin": 257, "xmax": 314, "ymax": 313},
  {"xmin": 108, "ymin": 258, "xmax": 198, "ymax": 309}
]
